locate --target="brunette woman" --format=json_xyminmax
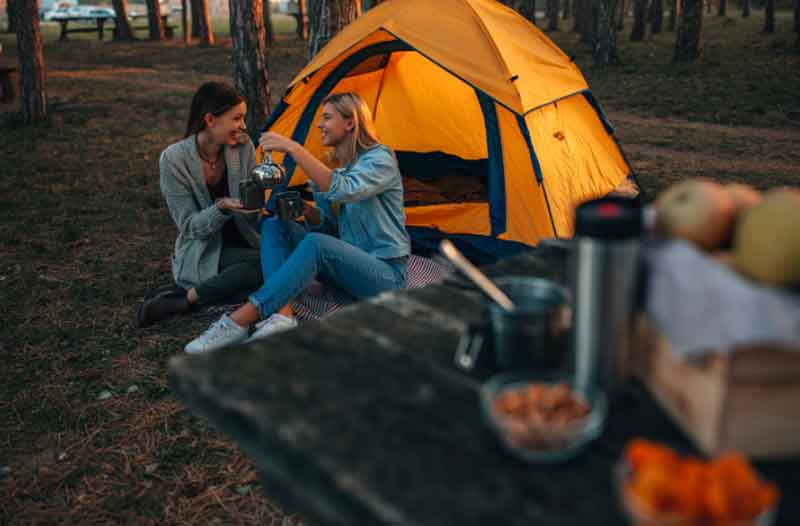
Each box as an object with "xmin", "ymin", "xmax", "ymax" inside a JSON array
[
  {"xmin": 137, "ymin": 82, "xmax": 262, "ymax": 327},
  {"xmin": 185, "ymin": 92, "xmax": 410, "ymax": 353}
]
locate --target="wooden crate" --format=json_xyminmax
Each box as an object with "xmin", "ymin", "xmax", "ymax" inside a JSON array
[{"xmin": 633, "ymin": 314, "xmax": 800, "ymax": 460}]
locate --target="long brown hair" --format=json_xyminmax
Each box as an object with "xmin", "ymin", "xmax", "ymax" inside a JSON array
[
  {"xmin": 184, "ymin": 82, "xmax": 244, "ymax": 138},
  {"xmin": 322, "ymin": 92, "xmax": 380, "ymax": 166}
]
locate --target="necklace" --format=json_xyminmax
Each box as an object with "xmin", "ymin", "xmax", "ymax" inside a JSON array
[{"xmin": 196, "ymin": 136, "xmax": 222, "ymax": 171}]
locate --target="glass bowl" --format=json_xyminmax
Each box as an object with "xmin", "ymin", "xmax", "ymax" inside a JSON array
[
  {"xmin": 479, "ymin": 371, "xmax": 607, "ymax": 463},
  {"xmin": 615, "ymin": 459, "xmax": 778, "ymax": 526}
]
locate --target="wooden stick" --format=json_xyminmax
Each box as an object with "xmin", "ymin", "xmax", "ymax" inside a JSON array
[{"xmin": 439, "ymin": 239, "xmax": 515, "ymax": 312}]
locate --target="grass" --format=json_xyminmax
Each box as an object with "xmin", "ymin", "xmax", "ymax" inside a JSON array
[{"xmin": 1, "ymin": 9, "xmax": 799, "ymax": 525}]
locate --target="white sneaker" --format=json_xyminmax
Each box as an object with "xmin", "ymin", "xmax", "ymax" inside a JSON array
[
  {"xmin": 184, "ymin": 314, "xmax": 249, "ymax": 354},
  {"xmin": 247, "ymin": 313, "xmax": 298, "ymax": 342}
]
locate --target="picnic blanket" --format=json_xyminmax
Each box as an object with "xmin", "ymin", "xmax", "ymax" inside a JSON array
[{"xmin": 202, "ymin": 254, "xmax": 451, "ymax": 321}]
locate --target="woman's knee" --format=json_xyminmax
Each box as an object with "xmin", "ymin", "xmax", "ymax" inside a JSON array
[{"xmin": 259, "ymin": 216, "xmax": 282, "ymax": 236}]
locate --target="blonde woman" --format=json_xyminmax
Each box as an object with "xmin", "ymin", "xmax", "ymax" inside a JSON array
[{"xmin": 185, "ymin": 92, "xmax": 410, "ymax": 353}]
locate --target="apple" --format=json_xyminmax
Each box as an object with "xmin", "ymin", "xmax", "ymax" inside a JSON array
[
  {"xmin": 654, "ymin": 179, "xmax": 737, "ymax": 252},
  {"xmin": 725, "ymin": 183, "xmax": 762, "ymax": 216},
  {"xmin": 733, "ymin": 188, "xmax": 800, "ymax": 287}
]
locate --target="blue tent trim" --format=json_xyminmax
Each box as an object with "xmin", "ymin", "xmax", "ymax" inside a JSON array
[
  {"xmin": 253, "ymin": 99, "xmax": 289, "ymax": 145},
  {"xmin": 474, "ymin": 90, "xmax": 507, "ymax": 237},
  {"xmin": 407, "ymin": 226, "xmax": 531, "ymax": 265},
  {"xmin": 515, "ymin": 113, "xmax": 558, "ymax": 238},
  {"xmin": 582, "ymin": 91, "xmax": 614, "ymax": 136}
]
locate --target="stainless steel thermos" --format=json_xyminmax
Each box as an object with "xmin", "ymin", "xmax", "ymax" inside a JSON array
[{"xmin": 569, "ymin": 197, "xmax": 643, "ymax": 394}]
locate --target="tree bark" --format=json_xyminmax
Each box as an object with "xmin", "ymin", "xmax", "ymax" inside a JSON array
[
  {"xmin": 546, "ymin": 0, "xmax": 560, "ymax": 29},
  {"xmin": 794, "ymin": 0, "xmax": 799, "ymax": 33},
  {"xmin": 718, "ymin": 0, "xmax": 727, "ymax": 15},
  {"xmin": 262, "ymin": 0, "xmax": 273, "ymax": 45},
  {"xmin": 616, "ymin": 0, "xmax": 626, "ymax": 29},
  {"xmin": 15, "ymin": 0, "xmax": 47, "ymax": 123},
  {"xmin": 297, "ymin": 0, "xmax": 308, "ymax": 39},
  {"xmin": 6, "ymin": 0, "xmax": 17, "ymax": 33},
  {"xmin": 674, "ymin": 0, "xmax": 703, "ymax": 62},
  {"xmin": 307, "ymin": 0, "xmax": 360, "ymax": 60},
  {"xmin": 182, "ymin": 0, "xmax": 190, "ymax": 43},
  {"xmin": 190, "ymin": 0, "xmax": 202, "ymax": 38},
  {"xmin": 574, "ymin": 0, "xmax": 594, "ymax": 39},
  {"xmin": 229, "ymin": 0, "xmax": 270, "ymax": 135},
  {"xmin": 669, "ymin": 0, "xmax": 678, "ymax": 27},
  {"xmin": 145, "ymin": 0, "xmax": 165, "ymax": 39},
  {"xmin": 111, "ymin": 0, "xmax": 135, "ymax": 40},
  {"xmin": 741, "ymin": 0, "xmax": 750, "ymax": 17},
  {"xmin": 563, "ymin": 0, "xmax": 572, "ymax": 19},
  {"xmin": 593, "ymin": 0, "xmax": 619, "ymax": 65},
  {"xmin": 763, "ymin": 0, "xmax": 774, "ymax": 32},
  {"xmin": 630, "ymin": 0, "xmax": 647, "ymax": 40},
  {"xmin": 194, "ymin": 0, "xmax": 214, "ymax": 45},
  {"xmin": 650, "ymin": 0, "xmax": 663, "ymax": 32}
]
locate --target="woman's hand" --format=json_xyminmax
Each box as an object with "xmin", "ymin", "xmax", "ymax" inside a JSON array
[
  {"xmin": 215, "ymin": 198, "xmax": 246, "ymax": 214},
  {"xmin": 259, "ymin": 132, "xmax": 297, "ymax": 155}
]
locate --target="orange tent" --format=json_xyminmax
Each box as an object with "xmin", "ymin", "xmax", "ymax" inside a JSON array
[{"xmin": 260, "ymin": 0, "xmax": 630, "ymax": 259}]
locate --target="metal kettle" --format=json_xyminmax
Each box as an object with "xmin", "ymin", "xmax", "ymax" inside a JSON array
[{"xmin": 240, "ymin": 149, "xmax": 287, "ymax": 210}]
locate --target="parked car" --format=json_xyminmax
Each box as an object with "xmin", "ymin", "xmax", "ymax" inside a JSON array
[
  {"xmin": 43, "ymin": 5, "xmax": 115, "ymax": 20},
  {"xmin": 39, "ymin": 0, "xmax": 77, "ymax": 19}
]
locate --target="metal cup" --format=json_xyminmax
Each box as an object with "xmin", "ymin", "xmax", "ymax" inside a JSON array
[
  {"xmin": 454, "ymin": 277, "xmax": 572, "ymax": 373},
  {"xmin": 239, "ymin": 177, "xmax": 265, "ymax": 210},
  {"xmin": 275, "ymin": 190, "xmax": 303, "ymax": 222}
]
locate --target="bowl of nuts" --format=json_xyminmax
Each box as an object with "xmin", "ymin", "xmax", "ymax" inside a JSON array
[{"xmin": 480, "ymin": 372, "xmax": 607, "ymax": 463}]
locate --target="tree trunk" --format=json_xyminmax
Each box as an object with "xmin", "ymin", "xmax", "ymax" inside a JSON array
[
  {"xmin": 763, "ymin": 0, "xmax": 774, "ymax": 32},
  {"xmin": 262, "ymin": 0, "xmax": 273, "ymax": 45},
  {"xmin": 229, "ymin": 0, "xmax": 270, "ymax": 136},
  {"xmin": 630, "ymin": 0, "xmax": 647, "ymax": 40},
  {"xmin": 307, "ymin": 0, "xmax": 360, "ymax": 60},
  {"xmin": 510, "ymin": 0, "xmax": 538, "ymax": 23},
  {"xmin": 650, "ymin": 0, "xmax": 663, "ymax": 32},
  {"xmin": 564, "ymin": 0, "xmax": 572, "ymax": 19},
  {"xmin": 191, "ymin": 0, "xmax": 202, "ymax": 38},
  {"xmin": 574, "ymin": 0, "xmax": 594, "ymax": 40},
  {"xmin": 194, "ymin": 0, "xmax": 214, "ymax": 45},
  {"xmin": 718, "ymin": 0, "xmax": 727, "ymax": 15},
  {"xmin": 182, "ymin": 0, "xmax": 191, "ymax": 43},
  {"xmin": 547, "ymin": 0, "xmax": 560, "ymax": 29},
  {"xmin": 593, "ymin": 0, "xmax": 619, "ymax": 65},
  {"xmin": 15, "ymin": 0, "xmax": 47, "ymax": 123},
  {"xmin": 297, "ymin": 0, "xmax": 308, "ymax": 39},
  {"xmin": 741, "ymin": 0, "xmax": 750, "ymax": 17},
  {"xmin": 668, "ymin": 0, "xmax": 678, "ymax": 28},
  {"xmin": 6, "ymin": 0, "xmax": 17, "ymax": 33},
  {"xmin": 674, "ymin": 0, "xmax": 703, "ymax": 62},
  {"xmin": 111, "ymin": 0, "xmax": 135, "ymax": 40},
  {"xmin": 146, "ymin": 0, "xmax": 165, "ymax": 39},
  {"xmin": 794, "ymin": 0, "xmax": 799, "ymax": 33},
  {"xmin": 616, "ymin": 0, "xmax": 626, "ymax": 29}
]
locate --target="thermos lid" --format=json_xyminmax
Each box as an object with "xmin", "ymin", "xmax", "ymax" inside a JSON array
[{"xmin": 574, "ymin": 197, "xmax": 642, "ymax": 240}]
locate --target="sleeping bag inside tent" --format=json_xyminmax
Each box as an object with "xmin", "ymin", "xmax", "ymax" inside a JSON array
[{"xmin": 259, "ymin": 0, "xmax": 630, "ymax": 261}]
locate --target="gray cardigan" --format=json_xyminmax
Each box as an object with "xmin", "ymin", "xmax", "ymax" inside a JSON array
[{"xmin": 159, "ymin": 135, "xmax": 259, "ymax": 289}]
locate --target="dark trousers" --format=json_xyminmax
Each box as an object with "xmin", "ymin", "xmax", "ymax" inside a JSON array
[{"xmin": 194, "ymin": 247, "xmax": 262, "ymax": 305}]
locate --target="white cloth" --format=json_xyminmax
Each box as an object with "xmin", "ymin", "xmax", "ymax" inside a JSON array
[{"xmin": 645, "ymin": 241, "xmax": 800, "ymax": 357}]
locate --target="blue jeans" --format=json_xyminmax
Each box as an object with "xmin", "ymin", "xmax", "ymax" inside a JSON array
[{"xmin": 248, "ymin": 218, "xmax": 408, "ymax": 319}]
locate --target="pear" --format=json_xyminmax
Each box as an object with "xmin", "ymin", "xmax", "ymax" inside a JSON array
[
  {"xmin": 655, "ymin": 179, "xmax": 737, "ymax": 252},
  {"xmin": 733, "ymin": 188, "xmax": 800, "ymax": 287}
]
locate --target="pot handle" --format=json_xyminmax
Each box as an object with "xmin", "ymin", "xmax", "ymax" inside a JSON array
[{"xmin": 454, "ymin": 322, "xmax": 486, "ymax": 372}]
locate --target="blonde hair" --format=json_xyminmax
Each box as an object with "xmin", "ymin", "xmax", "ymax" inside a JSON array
[{"xmin": 322, "ymin": 92, "xmax": 380, "ymax": 166}]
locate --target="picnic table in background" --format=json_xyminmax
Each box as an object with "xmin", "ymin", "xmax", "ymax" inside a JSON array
[{"xmin": 55, "ymin": 13, "xmax": 116, "ymax": 41}]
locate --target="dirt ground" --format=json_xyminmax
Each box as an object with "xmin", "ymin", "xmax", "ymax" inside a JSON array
[{"xmin": 1, "ymin": 11, "xmax": 799, "ymax": 526}]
